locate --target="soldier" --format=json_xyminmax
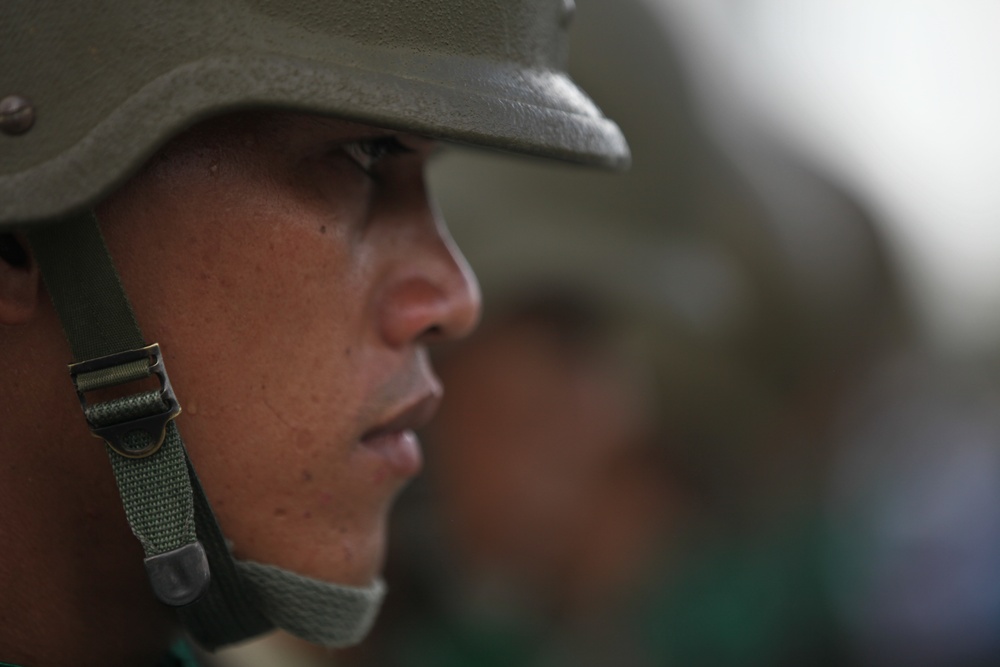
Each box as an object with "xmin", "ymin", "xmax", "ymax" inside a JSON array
[{"xmin": 0, "ymin": 2, "xmax": 628, "ymax": 666}]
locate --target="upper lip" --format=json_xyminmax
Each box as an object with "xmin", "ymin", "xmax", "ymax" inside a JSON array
[{"xmin": 360, "ymin": 391, "xmax": 442, "ymax": 442}]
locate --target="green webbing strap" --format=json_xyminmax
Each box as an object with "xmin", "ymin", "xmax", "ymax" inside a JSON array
[
  {"xmin": 26, "ymin": 212, "xmax": 143, "ymax": 360},
  {"xmin": 26, "ymin": 211, "xmax": 204, "ymax": 604},
  {"xmin": 89, "ymin": 395, "xmax": 195, "ymax": 556},
  {"xmin": 179, "ymin": 458, "xmax": 274, "ymax": 648},
  {"xmin": 26, "ymin": 210, "xmax": 273, "ymax": 645}
]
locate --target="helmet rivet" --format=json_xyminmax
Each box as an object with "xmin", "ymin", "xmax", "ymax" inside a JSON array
[
  {"xmin": 560, "ymin": 0, "xmax": 576, "ymax": 28},
  {"xmin": 0, "ymin": 95, "xmax": 36, "ymax": 136}
]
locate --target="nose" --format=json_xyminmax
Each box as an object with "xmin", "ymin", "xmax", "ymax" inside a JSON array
[{"xmin": 378, "ymin": 197, "xmax": 481, "ymax": 348}]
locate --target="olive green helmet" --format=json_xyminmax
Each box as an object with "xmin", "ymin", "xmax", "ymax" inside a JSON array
[{"xmin": 0, "ymin": 0, "xmax": 629, "ymax": 227}]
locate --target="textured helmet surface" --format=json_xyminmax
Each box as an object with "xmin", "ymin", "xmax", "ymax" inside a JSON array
[{"xmin": 0, "ymin": 0, "xmax": 629, "ymax": 226}]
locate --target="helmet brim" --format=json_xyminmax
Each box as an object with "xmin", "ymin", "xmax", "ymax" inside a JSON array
[{"xmin": 2, "ymin": 51, "xmax": 629, "ymax": 226}]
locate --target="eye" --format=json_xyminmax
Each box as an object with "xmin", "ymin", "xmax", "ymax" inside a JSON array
[{"xmin": 341, "ymin": 136, "xmax": 415, "ymax": 175}]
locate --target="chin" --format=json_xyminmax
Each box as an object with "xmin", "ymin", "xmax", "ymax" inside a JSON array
[{"xmin": 282, "ymin": 517, "xmax": 390, "ymax": 587}]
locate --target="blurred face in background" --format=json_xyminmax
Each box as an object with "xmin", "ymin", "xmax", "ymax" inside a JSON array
[{"xmin": 424, "ymin": 297, "xmax": 677, "ymax": 613}]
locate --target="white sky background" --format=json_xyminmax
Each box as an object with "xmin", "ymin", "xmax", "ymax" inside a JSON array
[{"xmin": 648, "ymin": 0, "xmax": 1000, "ymax": 356}]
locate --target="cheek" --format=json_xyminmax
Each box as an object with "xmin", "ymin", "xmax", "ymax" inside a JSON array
[
  {"xmin": 167, "ymin": 226, "xmax": 368, "ymax": 462},
  {"xmin": 107, "ymin": 179, "xmax": 381, "ymax": 508}
]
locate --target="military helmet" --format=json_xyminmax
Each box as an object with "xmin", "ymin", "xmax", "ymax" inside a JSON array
[{"xmin": 0, "ymin": 0, "xmax": 628, "ymax": 227}]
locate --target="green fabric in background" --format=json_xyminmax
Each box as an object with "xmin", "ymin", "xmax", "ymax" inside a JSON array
[{"xmin": 159, "ymin": 640, "xmax": 202, "ymax": 667}]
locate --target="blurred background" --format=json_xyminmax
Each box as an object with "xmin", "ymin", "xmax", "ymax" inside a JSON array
[{"xmin": 217, "ymin": 1, "xmax": 1000, "ymax": 665}]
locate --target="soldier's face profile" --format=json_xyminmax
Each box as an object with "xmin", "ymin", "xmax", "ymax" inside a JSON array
[{"xmin": 96, "ymin": 112, "xmax": 482, "ymax": 586}]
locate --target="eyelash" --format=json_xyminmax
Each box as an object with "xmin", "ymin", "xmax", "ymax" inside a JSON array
[{"xmin": 341, "ymin": 136, "xmax": 415, "ymax": 175}]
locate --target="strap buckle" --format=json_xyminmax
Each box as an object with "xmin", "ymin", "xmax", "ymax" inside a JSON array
[{"xmin": 69, "ymin": 343, "xmax": 182, "ymax": 458}]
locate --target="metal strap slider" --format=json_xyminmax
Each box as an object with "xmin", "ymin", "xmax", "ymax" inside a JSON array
[{"xmin": 69, "ymin": 343, "xmax": 181, "ymax": 458}]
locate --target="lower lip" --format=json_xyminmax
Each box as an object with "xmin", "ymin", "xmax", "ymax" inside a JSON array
[{"xmin": 360, "ymin": 429, "xmax": 423, "ymax": 479}]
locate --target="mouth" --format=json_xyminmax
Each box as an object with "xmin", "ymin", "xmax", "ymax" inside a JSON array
[{"xmin": 359, "ymin": 392, "xmax": 441, "ymax": 479}]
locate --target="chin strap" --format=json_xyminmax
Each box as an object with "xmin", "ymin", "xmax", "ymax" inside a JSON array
[
  {"xmin": 27, "ymin": 212, "xmax": 213, "ymax": 607},
  {"xmin": 26, "ymin": 211, "xmax": 384, "ymax": 650}
]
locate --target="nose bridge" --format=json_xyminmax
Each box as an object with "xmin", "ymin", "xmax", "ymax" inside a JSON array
[{"xmin": 379, "ymin": 191, "xmax": 481, "ymax": 347}]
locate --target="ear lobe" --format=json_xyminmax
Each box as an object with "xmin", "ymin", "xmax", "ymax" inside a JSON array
[{"xmin": 0, "ymin": 233, "xmax": 41, "ymax": 325}]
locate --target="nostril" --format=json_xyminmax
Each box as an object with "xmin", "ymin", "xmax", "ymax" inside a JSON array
[{"xmin": 419, "ymin": 324, "xmax": 445, "ymax": 344}]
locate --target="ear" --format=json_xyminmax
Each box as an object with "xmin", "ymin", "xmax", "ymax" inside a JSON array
[{"xmin": 0, "ymin": 233, "xmax": 41, "ymax": 325}]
